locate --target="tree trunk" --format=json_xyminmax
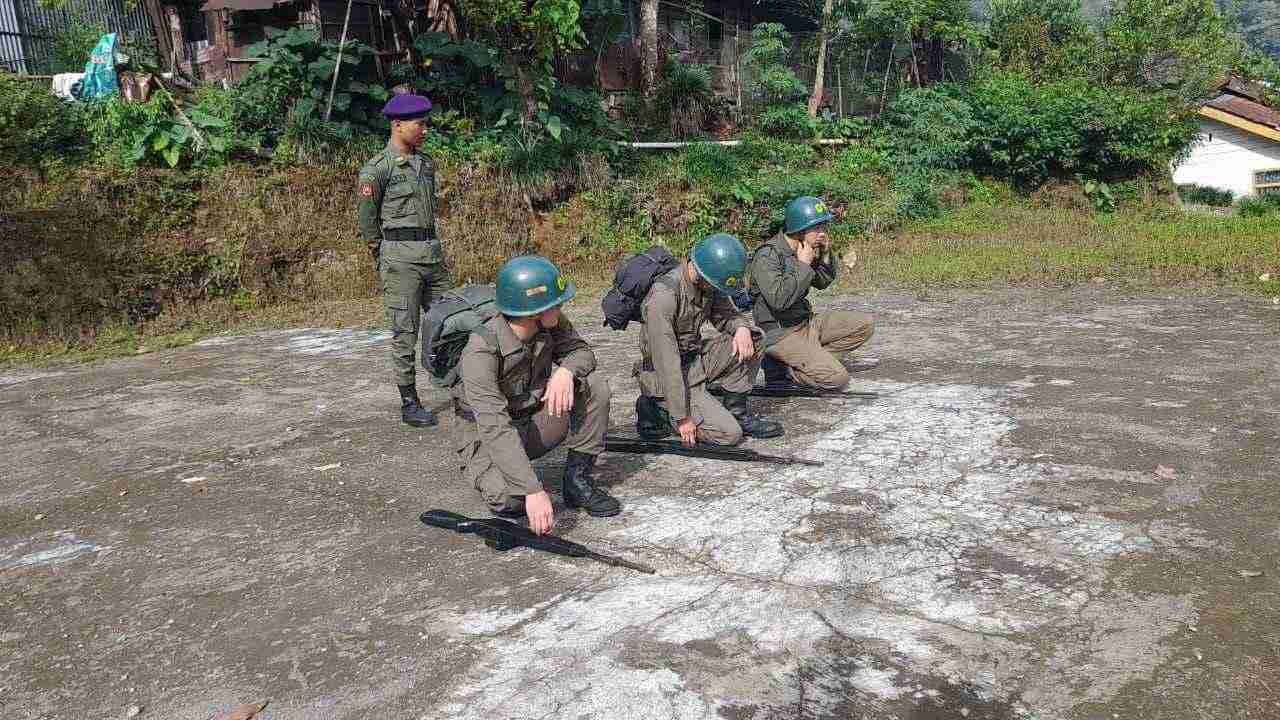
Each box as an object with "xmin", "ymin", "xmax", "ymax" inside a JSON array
[
  {"xmin": 807, "ymin": 0, "xmax": 834, "ymax": 118},
  {"xmin": 640, "ymin": 0, "xmax": 659, "ymax": 97},
  {"xmin": 513, "ymin": 60, "xmax": 539, "ymax": 120}
]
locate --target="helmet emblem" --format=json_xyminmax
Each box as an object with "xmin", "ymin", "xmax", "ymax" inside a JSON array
[
  {"xmin": 814, "ymin": 202, "xmax": 826, "ymax": 213},
  {"xmin": 725, "ymin": 276, "xmax": 737, "ymax": 287},
  {"xmin": 557, "ymin": 275, "xmax": 566, "ymax": 291}
]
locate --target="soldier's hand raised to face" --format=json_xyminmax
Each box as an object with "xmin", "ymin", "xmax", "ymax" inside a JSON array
[
  {"xmin": 733, "ymin": 326, "xmax": 755, "ymax": 362},
  {"xmin": 796, "ymin": 240, "xmax": 817, "ymax": 266},
  {"xmin": 546, "ymin": 367, "xmax": 575, "ymax": 417},
  {"xmin": 526, "ymin": 491, "xmax": 555, "ymax": 535}
]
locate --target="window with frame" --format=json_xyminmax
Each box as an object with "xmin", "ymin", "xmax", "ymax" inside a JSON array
[{"xmin": 1256, "ymin": 169, "xmax": 1280, "ymax": 196}]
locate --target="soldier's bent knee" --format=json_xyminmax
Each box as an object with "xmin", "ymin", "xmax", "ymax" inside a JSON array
[{"xmin": 584, "ymin": 372, "xmax": 611, "ymax": 404}]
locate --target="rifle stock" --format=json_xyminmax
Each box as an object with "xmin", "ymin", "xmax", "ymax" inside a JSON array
[{"xmin": 421, "ymin": 509, "xmax": 468, "ymax": 531}]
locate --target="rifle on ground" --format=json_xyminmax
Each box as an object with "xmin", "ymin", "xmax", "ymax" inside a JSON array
[
  {"xmin": 749, "ymin": 383, "xmax": 879, "ymax": 400},
  {"xmin": 420, "ymin": 510, "xmax": 656, "ymax": 574},
  {"xmin": 604, "ymin": 434, "xmax": 824, "ymax": 467}
]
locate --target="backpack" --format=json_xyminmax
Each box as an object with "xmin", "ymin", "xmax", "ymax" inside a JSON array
[
  {"xmin": 420, "ymin": 284, "xmax": 499, "ymax": 388},
  {"xmin": 601, "ymin": 246, "xmax": 679, "ymax": 330}
]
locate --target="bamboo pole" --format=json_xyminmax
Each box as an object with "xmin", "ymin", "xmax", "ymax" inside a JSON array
[
  {"xmin": 325, "ymin": 0, "xmax": 356, "ymax": 122},
  {"xmin": 878, "ymin": 40, "xmax": 895, "ymax": 116}
]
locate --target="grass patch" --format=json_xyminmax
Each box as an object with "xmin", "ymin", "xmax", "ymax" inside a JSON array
[{"xmin": 850, "ymin": 203, "xmax": 1280, "ymax": 291}]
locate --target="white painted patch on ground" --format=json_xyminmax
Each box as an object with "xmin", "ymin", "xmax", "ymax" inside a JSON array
[
  {"xmin": 0, "ymin": 532, "xmax": 105, "ymax": 571},
  {"xmin": 0, "ymin": 370, "xmax": 66, "ymax": 387},
  {"xmin": 429, "ymin": 382, "xmax": 1196, "ymax": 719},
  {"xmin": 275, "ymin": 329, "xmax": 389, "ymax": 357},
  {"xmin": 191, "ymin": 336, "xmax": 240, "ymax": 348}
]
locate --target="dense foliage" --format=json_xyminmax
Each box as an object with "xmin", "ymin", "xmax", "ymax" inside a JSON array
[{"xmin": 0, "ymin": 73, "xmax": 84, "ymax": 169}]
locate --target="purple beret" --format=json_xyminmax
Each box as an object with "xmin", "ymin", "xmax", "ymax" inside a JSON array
[{"xmin": 382, "ymin": 93, "xmax": 432, "ymax": 119}]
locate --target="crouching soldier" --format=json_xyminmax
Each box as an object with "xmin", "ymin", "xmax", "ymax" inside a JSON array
[
  {"xmin": 746, "ymin": 196, "xmax": 877, "ymax": 390},
  {"xmin": 634, "ymin": 233, "xmax": 783, "ymax": 446},
  {"xmin": 454, "ymin": 256, "xmax": 620, "ymax": 535}
]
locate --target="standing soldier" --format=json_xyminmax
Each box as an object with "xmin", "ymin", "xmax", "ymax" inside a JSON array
[
  {"xmin": 454, "ymin": 256, "xmax": 620, "ymax": 535},
  {"xmin": 633, "ymin": 233, "xmax": 784, "ymax": 446},
  {"xmin": 358, "ymin": 93, "xmax": 447, "ymax": 427},
  {"xmin": 746, "ymin": 196, "xmax": 877, "ymax": 391}
]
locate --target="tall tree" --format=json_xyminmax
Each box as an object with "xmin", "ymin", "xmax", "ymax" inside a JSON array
[
  {"xmin": 807, "ymin": 0, "xmax": 836, "ymax": 116},
  {"xmin": 640, "ymin": 0, "xmax": 659, "ymax": 97}
]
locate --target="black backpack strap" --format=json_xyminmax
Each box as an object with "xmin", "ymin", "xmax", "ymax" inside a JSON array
[{"xmin": 470, "ymin": 324, "xmax": 504, "ymax": 378}]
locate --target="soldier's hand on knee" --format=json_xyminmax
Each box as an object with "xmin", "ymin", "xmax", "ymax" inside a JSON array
[
  {"xmin": 526, "ymin": 491, "xmax": 555, "ymax": 535},
  {"xmin": 546, "ymin": 367, "xmax": 575, "ymax": 417},
  {"xmin": 733, "ymin": 327, "xmax": 755, "ymax": 362},
  {"xmin": 676, "ymin": 417, "xmax": 698, "ymax": 447}
]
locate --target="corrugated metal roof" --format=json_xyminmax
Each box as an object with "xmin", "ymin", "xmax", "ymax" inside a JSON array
[
  {"xmin": 1205, "ymin": 93, "xmax": 1280, "ymax": 131},
  {"xmin": 201, "ymin": 0, "xmax": 281, "ymax": 11}
]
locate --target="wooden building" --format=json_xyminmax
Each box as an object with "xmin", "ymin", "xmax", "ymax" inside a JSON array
[{"xmin": 170, "ymin": 0, "xmax": 413, "ymax": 82}]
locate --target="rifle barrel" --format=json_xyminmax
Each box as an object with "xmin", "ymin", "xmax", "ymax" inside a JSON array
[
  {"xmin": 603, "ymin": 436, "xmax": 824, "ymax": 467},
  {"xmin": 590, "ymin": 552, "xmax": 657, "ymax": 574},
  {"xmin": 750, "ymin": 385, "xmax": 878, "ymax": 399}
]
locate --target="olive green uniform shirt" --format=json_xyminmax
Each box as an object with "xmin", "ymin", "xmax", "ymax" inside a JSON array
[
  {"xmin": 453, "ymin": 316, "xmax": 597, "ymax": 494},
  {"xmin": 747, "ymin": 231, "xmax": 837, "ymax": 344},
  {"xmin": 356, "ymin": 142, "xmax": 443, "ymax": 264},
  {"xmin": 635, "ymin": 263, "xmax": 755, "ymax": 422}
]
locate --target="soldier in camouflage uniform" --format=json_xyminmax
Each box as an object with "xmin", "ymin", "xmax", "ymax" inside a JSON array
[
  {"xmin": 746, "ymin": 196, "xmax": 877, "ymax": 391},
  {"xmin": 633, "ymin": 233, "xmax": 784, "ymax": 446},
  {"xmin": 454, "ymin": 256, "xmax": 620, "ymax": 535},
  {"xmin": 357, "ymin": 93, "xmax": 447, "ymax": 427}
]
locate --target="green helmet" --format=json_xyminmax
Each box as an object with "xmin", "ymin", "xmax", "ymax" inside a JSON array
[
  {"xmin": 494, "ymin": 255, "xmax": 576, "ymax": 316},
  {"xmin": 784, "ymin": 195, "xmax": 834, "ymax": 235},
  {"xmin": 690, "ymin": 233, "xmax": 748, "ymax": 293}
]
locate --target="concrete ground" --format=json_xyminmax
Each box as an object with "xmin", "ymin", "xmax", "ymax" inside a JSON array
[{"xmin": 2, "ymin": 290, "xmax": 1278, "ymax": 720}]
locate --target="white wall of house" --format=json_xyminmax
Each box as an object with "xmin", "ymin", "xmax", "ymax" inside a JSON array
[{"xmin": 1172, "ymin": 118, "xmax": 1280, "ymax": 197}]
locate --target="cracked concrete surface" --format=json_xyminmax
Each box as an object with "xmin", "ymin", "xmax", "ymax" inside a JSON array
[{"xmin": 1, "ymin": 290, "xmax": 1278, "ymax": 720}]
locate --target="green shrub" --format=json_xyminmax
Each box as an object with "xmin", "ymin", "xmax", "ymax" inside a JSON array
[
  {"xmin": 82, "ymin": 96, "xmax": 231, "ymax": 168},
  {"xmin": 965, "ymin": 73, "xmax": 1198, "ymax": 187},
  {"xmin": 682, "ymin": 142, "xmax": 744, "ymax": 185},
  {"xmin": 654, "ymin": 58, "xmax": 715, "ymax": 138},
  {"xmin": 1237, "ymin": 194, "xmax": 1280, "ymax": 217},
  {"xmin": 0, "ymin": 73, "xmax": 85, "ymax": 169},
  {"xmin": 819, "ymin": 112, "xmax": 870, "ymax": 140},
  {"xmin": 758, "ymin": 105, "xmax": 816, "ymax": 139},
  {"xmin": 834, "ymin": 144, "xmax": 888, "ymax": 175},
  {"xmin": 1177, "ymin": 183, "xmax": 1234, "ymax": 207},
  {"xmin": 879, "ymin": 84, "xmax": 976, "ymax": 170},
  {"xmin": 744, "ymin": 23, "xmax": 809, "ymax": 138},
  {"xmin": 232, "ymin": 27, "xmax": 390, "ymax": 143},
  {"xmin": 735, "ymin": 134, "xmax": 816, "ymax": 169},
  {"xmin": 893, "ymin": 169, "xmax": 944, "ymax": 220}
]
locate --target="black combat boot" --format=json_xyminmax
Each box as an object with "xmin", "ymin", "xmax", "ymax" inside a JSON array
[
  {"xmin": 398, "ymin": 384, "xmax": 438, "ymax": 427},
  {"xmin": 562, "ymin": 451, "xmax": 621, "ymax": 517},
  {"xmin": 635, "ymin": 395, "xmax": 674, "ymax": 440},
  {"xmin": 761, "ymin": 356, "xmax": 793, "ymax": 386},
  {"xmin": 722, "ymin": 391, "xmax": 784, "ymax": 439}
]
